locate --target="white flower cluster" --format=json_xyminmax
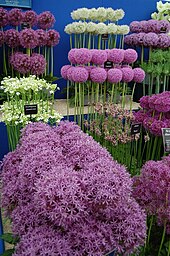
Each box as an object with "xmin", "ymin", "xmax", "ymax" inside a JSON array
[
  {"xmin": 64, "ymin": 21, "xmax": 129, "ymax": 35},
  {"xmin": 151, "ymin": 1, "xmax": 170, "ymax": 21},
  {"xmin": 1, "ymin": 100, "xmax": 63, "ymax": 125},
  {"xmin": 71, "ymin": 7, "xmax": 125, "ymax": 22}
]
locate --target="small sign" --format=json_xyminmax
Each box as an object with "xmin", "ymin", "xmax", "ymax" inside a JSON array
[
  {"xmin": 162, "ymin": 128, "xmax": 170, "ymax": 152},
  {"xmin": 104, "ymin": 61, "xmax": 113, "ymax": 69},
  {"xmin": 160, "ymin": 27, "xmax": 167, "ymax": 33},
  {"xmin": 102, "ymin": 34, "xmax": 108, "ymax": 40},
  {"xmin": 0, "ymin": 0, "xmax": 31, "ymax": 8},
  {"xmin": 131, "ymin": 123, "xmax": 141, "ymax": 135},
  {"xmin": 24, "ymin": 104, "xmax": 38, "ymax": 115},
  {"xmin": 21, "ymin": 23, "xmax": 30, "ymax": 29}
]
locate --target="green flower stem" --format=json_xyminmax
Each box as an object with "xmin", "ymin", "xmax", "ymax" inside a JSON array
[
  {"xmin": 114, "ymin": 34, "xmax": 117, "ymax": 48},
  {"xmin": 82, "ymin": 82, "xmax": 85, "ymax": 130},
  {"xmin": 47, "ymin": 47, "xmax": 50, "ymax": 75},
  {"xmin": 50, "ymin": 46, "xmax": 54, "ymax": 77},
  {"xmin": 163, "ymin": 75, "xmax": 166, "ymax": 92},
  {"xmin": 145, "ymin": 215, "xmax": 154, "ymax": 252},
  {"xmin": 149, "ymin": 46, "xmax": 152, "ymax": 63},
  {"xmin": 2, "ymin": 43, "xmax": 7, "ymax": 75},
  {"xmin": 156, "ymin": 76, "xmax": 160, "ymax": 94},
  {"xmin": 130, "ymin": 82, "xmax": 136, "ymax": 113},
  {"xmin": 103, "ymin": 82, "xmax": 106, "ymax": 103},
  {"xmin": 141, "ymin": 45, "xmax": 144, "ymax": 65},
  {"xmin": 83, "ymin": 33, "xmax": 86, "ymax": 48},
  {"xmin": 78, "ymin": 82, "xmax": 82, "ymax": 127},
  {"xmin": 79, "ymin": 33, "xmax": 82, "ymax": 48},
  {"xmin": 121, "ymin": 35, "xmax": 124, "ymax": 49},
  {"xmin": 143, "ymin": 80, "xmax": 145, "ymax": 97},
  {"xmin": 114, "ymin": 85, "xmax": 118, "ymax": 104},
  {"xmin": 168, "ymin": 240, "xmax": 170, "ymax": 256},
  {"xmin": 119, "ymin": 35, "xmax": 122, "ymax": 49},
  {"xmin": 88, "ymin": 33, "xmax": 91, "ymax": 49},
  {"xmin": 110, "ymin": 83, "xmax": 115, "ymax": 103},
  {"xmin": 92, "ymin": 34, "xmax": 95, "ymax": 49},
  {"xmin": 87, "ymin": 82, "xmax": 90, "ymax": 121},
  {"xmin": 66, "ymin": 80, "xmax": 69, "ymax": 120},
  {"xmin": 122, "ymin": 82, "xmax": 126, "ymax": 109},
  {"xmin": 96, "ymin": 83, "xmax": 99, "ymax": 103},
  {"xmin": 151, "ymin": 136, "xmax": 159, "ymax": 160},
  {"xmin": 74, "ymin": 82, "xmax": 78, "ymax": 123},
  {"xmin": 26, "ymin": 48, "xmax": 31, "ymax": 57},
  {"xmin": 44, "ymin": 46, "xmax": 47, "ymax": 76},
  {"xmin": 158, "ymin": 222, "xmax": 167, "ymax": 256},
  {"xmin": 98, "ymin": 35, "xmax": 101, "ymax": 49},
  {"xmin": 70, "ymin": 35, "xmax": 72, "ymax": 49}
]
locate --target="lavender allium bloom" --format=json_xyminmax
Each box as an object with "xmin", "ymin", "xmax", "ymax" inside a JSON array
[
  {"xmin": 129, "ymin": 21, "xmax": 142, "ymax": 33},
  {"xmin": 37, "ymin": 11, "xmax": 55, "ymax": 30},
  {"xmin": 68, "ymin": 48, "xmax": 77, "ymax": 64},
  {"xmin": 140, "ymin": 95, "xmax": 150, "ymax": 109},
  {"xmin": 74, "ymin": 48, "xmax": 92, "ymax": 65},
  {"xmin": 157, "ymin": 34, "xmax": 170, "ymax": 48},
  {"xmin": 67, "ymin": 66, "xmax": 76, "ymax": 81},
  {"xmin": 1, "ymin": 121, "xmax": 146, "ymax": 255},
  {"xmin": 0, "ymin": 7, "xmax": 8, "ymax": 27},
  {"xmin": 61, "ymin": 65, "xmax": 72, "ymax": 80},
  {"xmin": 22, "ymin": 10, "xmax": 37, "ymax": 27},
  {"xmin": 0, "ymin": 31, "xmax": 4, "ymax": 46},
  {"xmin": 140, "ymin": 20, "xmax": 148, "ymax": 33},
  {"xmin": 4, "ymin": 29, "xmax": 20, "ymax": 48},
  {"xmin": 143, "ymin": 33, "xmax": 159, "ymax": 47},
  {"xmin": 90, "ymin": 67, "xmax": 107, "ymax": 83},
  {"xmin": 134, "ymin": 110, "xmax": 146, "ymax": 123},
  {"xmin": 8, "ymin": 8, "xmax": 23, "ymax": 26},
  {"xmin": 136, "ymin": 32, "xmax": 145, "ymax": 46},
  {"xmin": 133, "ymin": 68, "xmax": 145, "ymax": 83},
  {"xmin": 71, "ymin": 67, "xmax": 88, "ymax": 83},
  {"xmin": 124, "ymin": 34, "xmax": 136, "ymax": 46},
  {"xmin": 147, "ymin": 19, "xmax": 159, "ymax": 33},
  {"xmin": 121, "ymin": 67, "xmax": 134, "ymax": 82},
  {"xmin": 30, "ymin": 53, "xmax": 46, "ymax": 75},
  {"xmin": 107, "ymin": 68, "xmax": 122, "ymax": 83},
  {"xmin": 20, "ymin": 28, "xmax": 38, "ymax": 49},
  {"xmin": 10, "ymin": 52, "xmax": 31, "ymax": 74},
  {"xmin": 46, "ymin": 29, "xmax": 60, "ymax": 47},
  {"xmin": 108, "ymin": 49, "xmax": 124, "ymax": 64},
  {"xmin": 150, "ymin": 119, "xmax": 167, "ymax": 136},
  {"xmin": 91, "ymin": 49, "xmax": 107, "ymax": 65},
  {"xmin": 35, "ymin": 29, "xmax": 47, "ymax": 47},
  {"xmin": 123, "ymin": 49, "xmax": 138, "ymax": 64},
  {"xmin": 157, "ymin": 20, "xmax": 170, "ymax": 33}
]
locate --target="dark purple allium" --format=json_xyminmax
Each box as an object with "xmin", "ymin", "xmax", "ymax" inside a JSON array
[
  {"xmin": 30, "ymin": 53, "xmax": 46, "ymax": 75},
  {"xmin": 35, "ymin": 29, "xmax": 47, "ymax": 47},
  {"xmin": 37, "ymin": 11, "xmax": 55, "ymax": 30},
  {"xmin": 107, "ymin": 68, "xmax": 122, "ymax": 83},
  {"xmin": 8, "ymin": 8, "xmax": 23, "ymax": 27},
  {"xmin": 157, "ymin": 34, "xmax": 170, "ymax": 48},
  {"xmin": 22, "ymin": 10, "xmax": 37, "ymax": 27},
  {"xmin": 91, "ymin": 49, "xmax": 108, "ymax": 65},
  {"xmin": 134, "ymin": 110, "xmax": 146, "ymax": 124},
  {"xmin": 140, "ymin": 20, "xmax": 148, "ymax": 33},
  {"xmin": 124, "ymin": 33, "xmax": 136, "ymax": 46},
  {"xmin": 4, "ymin": 29, "xmax": 20, "ymax": 48},
  {"xmin": 140, "ymin": 95, "xmax": 150, "ymax": 109},
  {"xmin": 71, "ymin": 66, "xmax": 88, "ymax": 83},
  {"xmin": 19, "ymin": 28, "xmax": 38, "ymax": 49},
  {"xmin": 147, "ymin": 19, "xmax": 159, "ymax": 33},
  {"xmin": 157, "ymin": 20, "xmax": 170, "ymax": 33},
  {"xmin": 46, "ymin": 29, "xmax": 60, "ymax": 47},
  {"xmin": 90, "ymin": 67, "xmax": 107, "ymax": 83},
  {"xmin": 143, "ymin": 32, "xmax": 159, "ymax": 47},
  {"xmin": 10, "ymin": 52, "xmax": 31, "ymax": 74},
  {"xmin": 150, "ymin": 119, "xmax": 167, "ymax": 136},
  {"xmin": 123, "ymin": 49, "xmax": 138, "ymax": 64},
  {"xmin": 0, "ymin": 7, "xmax": 8, "ymax": 27},
  {"xmin": 0, "ymin": 31, "xmax": 4, "ymax": 46},
  {"xmin": 129, "ymin": 21, "xmax": 142, "ymax": 33},
  {"xmin": 74, "ymin": 48, "xmax": 92, "ymax": 65},
  {"xmin": 133, "ymin": 68, "xmax": 145, "ymax": 83},
  {"xmin": 121, "ymin": 67, "xmax": 134, "ymax": 82},
  {"xmin": 61, "ymin": 65, "xmax": 72, "ymax": 79},
  {"xmin": 136, "ymin": 32, "xmax": 145, "ymax": 46}
]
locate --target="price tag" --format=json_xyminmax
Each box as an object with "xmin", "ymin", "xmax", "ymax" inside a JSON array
[
  {"xmin": 24, "ymin": 104, "xmax": 38, "ymax": 115},
  {"xmin": 102, "ymin": 34, "xmax": 108, "ymax": 40},
  {"xmin": 131, "ymin": 123, "xmax": 141, "ymax": 135},
  {"xmin": 162, "ymin": 128, "xmax": 170, "ymax": 152},
  {"xmin": 104, "ymin": 61, "xmax": 113, "ymax": 69},
  {"xmin": 21, "ymin": 23, "xmax": 30, "ymax": 29}
]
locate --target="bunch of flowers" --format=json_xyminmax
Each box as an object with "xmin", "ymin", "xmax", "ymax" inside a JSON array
[
  {"xmin": 1, "ymin": 121, "xmax": 146, "ymax": 255},
  {"xmin": 129, "ymin": 19, "xmax": 170, "ymax": 33},
  {"xmin": 151, "ymin": 1, "xmax": 170, "ymax": 21}
]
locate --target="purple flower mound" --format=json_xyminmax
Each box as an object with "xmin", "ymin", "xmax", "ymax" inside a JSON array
[
  {"xmin": 134, "ymin": 110, "xmax": 146, "ymax": 123},
  {"xmin": 133, "ymin": 157, "xmax": 170, "ymax": 233},
  {"xmin": 157, "ymin": 34, "xmax": 170, "ymax": 48},
  {"xmin": 4, "ymin": 29, "xmax": 20, "ymax": 48},
  {"xmin": 67, "ymin": 66, "xmax": 76, "ymax": 81},
  {"xmin": 68, "ymin": 48, "xmax": 77, "ymax": 64},
  {"xmin": 143, "ymin": 32, "xmax": 159, "ymax": 47},
  {"xmin": 37, "ymin": 11, "xmax": 55, "ymax": 30},
  {"xmin": 90, "ymin": 67, "xmax": 107, "ymax": 83},
  {"xmin": 91, "ymin": 49, "xmax": 107, "ymax": 65},
  {"xmin": 74, "ymin": 48, "xmax": 92, "ymax": 65},
  {"xmin": 46, "ymin": 29, "xmax": 60, "ymax": 47},
  {"xmin": 136, "ymin": 32, "xmax": 145, "ymax": 46},
  {"xmin": 19, "ymin": 28, "xmax": 38, "ymax": 49},
  {"xmin": 123, "ymin": 49, "xmax": 138, "ymax": 64},
  {"xmin": 140, "ymin": 20, "xmax": 149, "ymax": 33},
  {"xmin": 0, "ymin": 31, "xmax": 4, "ymax": 46},
  {"xmin": 30, "ymin": 53, "xmax": 46, "ymax": 75},
  {"xmin": 107, "ymin": 68, "xmax": 122, "ymax": 83},
  {"xmin": 10, "ymin": 52, "xmax": 31, "ymax": 74},
  {"xmin": 130, "ymin": 21, "xmax": 142, "ymax": 33},
  {"xmin": 157, "ymin": 20, "xmax": 170, "ymax": 33},
  {"xmin": 139, "ymin": 96, "xmax": 150, "ymax": 109},
  {"xmin": 121, "ymin": 67, "xmax": 134, "ymax": 83},
  {"xmin": 1, "ymin": 121, "xmax": 146, "ymax": 255},
  {"xmin": 35, "ymin": 29, "xmax": 47, "ymax": 47},
  {"xmin": 0, "ymin": 7, "xmax": 8, "ymax": 27},
  {"xmin": 71, "ymin": 67, "xmax": 89, "ymax": 83},
  {"xmin": 61, "ymin": 65, "xmax": 72, "ymax": 80},
  {"xmin": 107, "ymin": 49, "xmax": 124, "ymax": 64},
  {"xmin": 8, "ymin": 8, "xmax": 23, "ymax": 27},
  {"xmin": 133, "ymin": 68, "xmax": 145, "ymax": 83},
  {"xmin": 22, "ymin": 10, "xmax": 37, "ymax": 27},
  {"xmin": 150, "ymin": 119, "xmax": 167, "ymax": 136},
  {"xmin": 147, "ymin": 19, "xmax": 159, "ymax": 33}
]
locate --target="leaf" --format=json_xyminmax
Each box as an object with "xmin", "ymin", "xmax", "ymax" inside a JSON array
[
  {"xmin": 0, "ymin": 249, "xmax": 15, "ymax": 256},
  {"xmin": 0, "ymin": 233, "xmax": 19, "ymax": 245},
  {"xmin": 44, "ymin": 75, "xmax": 61, "ymax": 83}
]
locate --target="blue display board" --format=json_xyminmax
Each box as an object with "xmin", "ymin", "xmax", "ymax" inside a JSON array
[
  {"xmin": 0, "ymin": 211, "xmax": 5, "ymax": 254},
  {"xmin": 0, "ymin": 0, "xmax": 31, "ymax": 8}
]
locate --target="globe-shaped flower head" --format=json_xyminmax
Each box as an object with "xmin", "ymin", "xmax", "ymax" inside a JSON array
[
  {"xmin": 123, "ymin": 49, "xmax": 138, "ymax": 64},
  {"xmin": 157, "ymin": 34, "xmax": 170, "ymax": 48},
  {"xmin": 91, "ymin": 50, "xmax": 107, "ymax": 65},
  {"xmin": 157, "ymin": 20, "xmax": 170, "ymax": 33},
  {"xmin": 38, "ymin": 11, "xmax": 55, "ymax": 30},
  {"xmin": 4, "ymin": 29, "xmax": 20, "ymax": 48},
  {"xmin": 46, "ymin": 30, "xmax": 60, "ymax": 47},
  {"xmin": 10, "ymin": 52, "xmax": 31, "ymax": 74},
  {"xmin": 35, "ymin": 29, "xmax": 47, "ymax": 47},
  {"xmin": 22, "ymin": 10, "xmax": 37, "ymax": 27},
  {"xmin": 90, "ymin": 67, "xmax": 107, "ymax": 83},
  {"xmin": 74, "ymin": 48, "xmax": 92, "ymax": 65},
  {"xmin": 108, "ymin": 49, "xmax": 124, "ymax": 64},
  {"xmin": 8, "ymin": 8, "xmax": 23, "ymax": 26},
  {"xmin": 30, "ymin": 53, "xmax": 47, "ymax": 75},
  {"xmin": 133, "ymin": 68, "xmax": 145, "ymax": 83},
  {"xmin": 0, "ymin": 31, "xmax": 4, "ymax": 46},
  {"xmin": 72, "ymin": 67, "xmax": 89, "ymax": 83},
  {"xmin": 0, "ymin": 7, "xmax": 8, "ymax": 27},
  {"xmin": 20, "ymin": 28, "xmax": 38, "ymax": 49},
  {"xmin": 107, "ymin": 68, "xmax": 122, "ymax": 83},
  {"xmin": 61, "ymin": 65, "xmax": 72, "ymax": 80},
  {"xmin": 143, "ymin": 33, "xmax": 159, "ymax": 47},
  {"xmin": 68, "ymin": 48, "xmax": 78, "ymax": 65},
  {"xmin": 121, "ymin": 67, "xmax": 134, "ymax": 82}
]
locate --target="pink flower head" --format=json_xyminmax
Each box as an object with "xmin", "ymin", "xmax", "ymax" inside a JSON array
[
  {"xmin": 8, "ymin": 8, "xmax": 23, "ymax": 26},
  {"xmin": 20, "ymin": 28, "xmax": 38, "ymax": 49},
  {"xmin": 10, "ymin": 52, "xmax": 31, "ymax": 74},
  {"xmin": 72, "ymin": 67, "xmax": 88, "ymax": 83},
  {"xmin": 0, "ymin": 7, "xmax": 8, "ymax": 27},
  {"xmin": 22, "ymin": 10, "xmax": 37, "ymax": 27},
  {"xmin": 107, "ymin": 68, "xmax": 122, "ymax": 83},
  {"xmin": 133, "ymin": 68, "xmax": 145, "ymax": 83},
  {"xmin": 38, "ymin": 11, "xmax": 55, "ymax": 30},
  {"xmin": 68, "ymin": 48, "xmax": 77, "ymax": 64},
  {"xmin": 139, "ymin": 95, "xmax": 150, "ymax": 109},
  {"xmin": 74, "ymin": 48, "xmax": 92, "ymax": 65},
  {"xmin": 121, "ymin": 67, "xmax": 134, "ymax": 82},
  {"xmin": 61, "ymin": 65, "xmax": 72, "ymax": 80},
  {"xmin": 143, "ymin": 32, "xmax": 159, "ymax": 47},
  {"xmin": 129, "ymin": 21, "xmax": 142, "ymax": 33},
  {"xmin": 67, "ymin": 66, "xmax": 76, "ymax": 81},
  {"xmin": 35, "ymin": 29, "xmax": 47, "ymax": 47},
  {"xmin": 108, "ymin": 49, "xmax": 124, "ymax": 64},
  {"xmin": 157, "ymin": 34, "xmax": 170, "ymax": 48},
  {"xmin": 91, "ymin": 49, "xmax": 107, "ymax": 65},
  {"xmin": 4, "ymin": 29, "xmax": 20, "ymax": 48},
  {"xmin": 157, "ymin": 20, "xmax": 170, "ymax": 33},
  {"xmin": 30, "ymin": 53, "xmax": 46, "ymax": 75},
  {"xmin": 46, "ymin": 29, "xmax": 60, "ymax": 47},
  {"xmin": 90, "ymin": 67, "xmax": 107, "ymax": 83},
  {"xmin": 123, "ymin": 49, "xmax": 138, "ymax": 64},
  {"xmin": 0, "ymin": 31, "xmax": 4, "ymax": 46}
]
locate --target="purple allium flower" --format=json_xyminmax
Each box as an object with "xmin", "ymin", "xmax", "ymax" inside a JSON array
[
  {"xmin": 30, "ymin": 53, "xmax": 46, "ymax": 75},
  {"xmin": 71, "ymin": 66, "xmax": 88, "ymax": 83},
  {"xmin": 143, "ymin": 116, "xmax": 155, "ymax": 131},
  {"xmin": 46, "ymin": 29, "xmax": 60, "ymax": 47},
  {"xmin": 121, "ymin": 67, "xmax": 134, "ymax": 82},
  {"xmin": 20, "ymin": 28, "xmax": 38, "ymax": 49},
  {"xmin": 157, "ymin": 20, "xmax": 170, "ymax": 33},
  {"xmin": 133, "ymin": 68, "xmax": 145, "ymax": 83},
  {"xmin": 150, "ymin": 119, "xmax": 167, "ymax": 136},
  {"xmin": 35, "ymin": 29, "xmax": 47, "ymax": 47},
  {"xmin": 68, "ymin": 48, "xmax": 77, "ymax": 64},
  {"xmin": 37, "ymin": 11, "xmax": 55, "ymax": 30},
  {"xmin": 140, "ymin": 20, "xmax": 149, "ymax": 33},
  {"xmin": 107, "ymin": 68, "xmax": 122, "ymax": 83},
  {"xmin": 61, "ymin": 65, "xmax": 72, "ymax": 80},
  {"xmin": 0, "ymin": 31, "xmax": 4, "ymax": 46},
  {"xmin": 91, "ymin": 49, "xmax": 107, "ymax": 65},
  {"xmin": 8, "ymin": 8, "xmax": 23, "ymax": 27},
  {"xmin": 124, "ymin": 34, "xmax": 136, "ymax": 46},
  {"xmin": 143, "ymin": 32, "xmax": 159, "ymax": 47},
  {"xmin": 10, "ymin": 52, "xmax": 31, "ymax": 74},
  {"xmin": 74, "ymin": 48, "xmax": 92, "ymax": 65},
  {"xmin": 129, "ymin": 21, "xmax": 142, "ymax": 33},
  {"xmin": 0, "ymin": 7, "xmax": 8, "ymax": 27},
  {"xmin": 4, "ymin": 29, "xmax": 20, "ymax": 48},
  {"xmin": 136, "ymin": 32, "xmax": 145, "ymax": 46},
  {"xmin": 90, "ymin": 67, "xmax": 107, "ymax": 83},
  {"xmin": 147, "ymin": 19, "xmax": 159, "ymax": 33},
  {"xmin": 22, "ymin": 10, "xmax": 37, "ymax": 27},
  {"xmin": 157, "ymin": 34, "xmax": 170, "ymax": 48},
  {"xmin": 107, "ymin": 49, "xmax": 124, "ymax": 64},
  {"xmin": 140, "ymin": 95, "xmax": 150, "ymax": 109},
  {"xmin": 123, "ymin": 49, "xmax": 138, "ymax": 64},
  {"xmin": 67, "ymin": 66, "xmax": 76, "ymax": 81},
  {"xmin": 134, "ymin": 110, "xmax": 146, "ymax": 124}
]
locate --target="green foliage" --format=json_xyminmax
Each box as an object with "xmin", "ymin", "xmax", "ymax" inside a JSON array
[
  {"xmin": 0, "ymin": 233, "xmax": 19, "ymax": 245},
  {"xmin": 0, "ymin": 249, "xmax": 15, "ymax": 256}
]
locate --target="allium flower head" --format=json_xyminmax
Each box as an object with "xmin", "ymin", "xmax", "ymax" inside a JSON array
[
  {"xmin": 8, "ymin": 8, "xmax": 23, "ymax": 26},
  {"xmin": 71, "ymin": 67, "xmax": 88, "ymax": 83},
  {"xmin": 46, "ymin": 29, "xmax": 60, "ymax": 47},
  {"xmin": 130, "ymin": 21, "xmax": 142, "ymax": 33},
  {"xmin": 157, "ymin": 34, "xmax": 170, "ymax": 48},
  {"xmin": 123, "ymin": 49, "xmax": 138, "ymax": 64},
  {"xmin": 22, "ymin": 10, "xmax": 37, "ymax": 27},
  {"xmin": 67, "ymin": 66, "xmax": 76, "ymax": 81},
  {"xmin": 0, "ymin": 7, "xmax": 8, "ymax": 27},
  {"xmin": 68, "ymin": 48, "xmax": 77, "ymax": 64},
  {"xmin": 35, "ymin": 29, "xmax": 47, "ymax": 46},
  {"xmin": 107, "ymin": 49, "xmax": 124, "ymax": 64},
  {"xmin": 143, "ymin": 32, "xmax": 159, "ymax": 47},
  {"xmin": 37, "ymin": 11, "xmax": 55, "ymax": 30},
  {"xmin": 61, "ymin": 65, "xmax": 72, "ymax": 80},
  {"xmin": 133, "ymin": 68, "xmax": 145, "ymax": 83},
  {"xmin": 20, "ymin": 28, "xmax": 38, "ymax": 49},
  {"xmin": 0, "ymin": 31, "xmax": 4, "ymax": 46},
  {"xmin": 91, "ymin": 49, "xmax": 107, "ymax": 65},
  {"xmin": 4, "ymin": 29, "xmax": 20, "ymax": 48},
  {"xmin": 107, "ymin": 68, "xmax": 122, "ymax": 83},
  {"xmin": 10, "ymin": 52, "xmax": 31, "ymax": 74},
  {"xmin": 147, "ymin": 19, "xmax": 159, "ymax": 33},
  {"xmin": 74, "ymin": 48, "xmax": 92, "ymax": 65},
  {"xmin": 121, "ymin": 67, "xmax": 134, "ymax": 82},
  {"xmin": 139, "ymin": 95, "xmax": 150, "ymax": 109},
  {"xmin": 30, "ymin": 53, "xmax": 46, "ymax": 75},
  {"xmin": 90, "ymin": 67, "xmax": 107, "ymax": 83}
]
